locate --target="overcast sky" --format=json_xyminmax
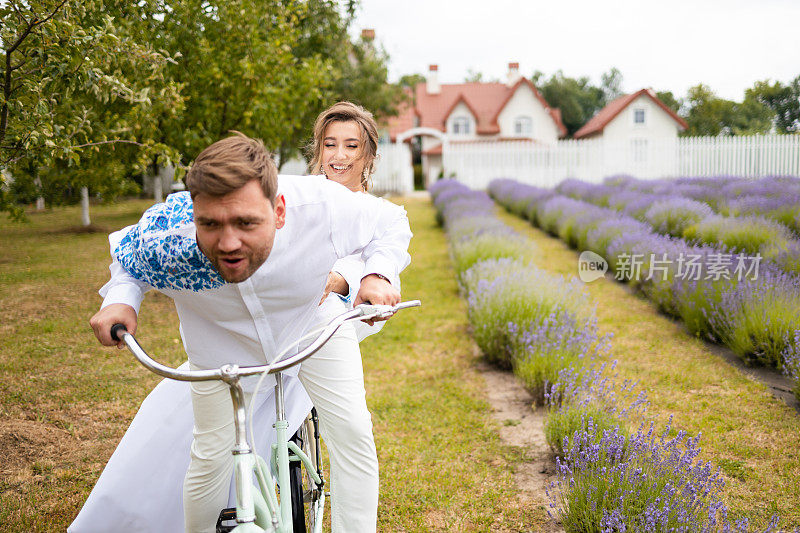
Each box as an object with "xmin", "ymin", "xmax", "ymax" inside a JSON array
[{"xmin": 350, "ymin": 0, "xmax": 800, "ymax": 101}]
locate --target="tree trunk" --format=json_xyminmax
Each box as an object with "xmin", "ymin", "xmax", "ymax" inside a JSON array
[
  {"xmin": 153, "ymin": 171, "xmax": 163, "ymax": 202},
  {"xmin": 33, "ymin": 176, "xmax": 45, "ymax": 211},
  {"xmin": 80, "ymin": 186, "xmax": 90, "ymax": 226}
]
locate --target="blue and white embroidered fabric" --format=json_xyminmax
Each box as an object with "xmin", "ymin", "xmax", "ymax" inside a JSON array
[{"xmin": 113, "ymin": 192, "xmax": 226, "ymax": 291}]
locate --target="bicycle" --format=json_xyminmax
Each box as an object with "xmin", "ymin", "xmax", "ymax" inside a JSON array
[{"xmin": 110, "ymin": 300, "xmax": 421, "ymax": 533}]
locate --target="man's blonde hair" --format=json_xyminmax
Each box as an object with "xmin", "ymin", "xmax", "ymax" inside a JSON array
[
  {"xmin": 186, "ymin": 132, "xmax": 278, "ymax": 203},
  {"xmin": 307, "ymin": 102, "xmax": 379, "ymax": 191}
]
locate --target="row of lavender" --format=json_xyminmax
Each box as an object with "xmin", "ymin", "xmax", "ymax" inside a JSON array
[
  {"xmin": 557, "ymin": 175, "xmax": 800, "ymax": 277},
  {"xmin": 430, "ymin": 179, "xmax": 773, "ymax": 531},
  {"xmin": 489, "ymin": 178, "xmax": 800, "ymax": 403}
]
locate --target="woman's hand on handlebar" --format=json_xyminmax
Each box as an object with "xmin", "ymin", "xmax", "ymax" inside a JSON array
[{"xmin": 90, "ymin": 303, "xmax": 138, "ymax": 348}]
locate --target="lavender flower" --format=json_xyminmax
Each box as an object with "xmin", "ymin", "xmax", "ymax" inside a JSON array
[{"xmin": 644, "ymin": 197, "xmax": 714, "ymax": 237}]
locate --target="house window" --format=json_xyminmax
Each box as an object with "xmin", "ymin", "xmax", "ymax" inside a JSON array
[
  {"xmin": 514, "ymin": 116, "xmax": 533, "ymax": 136},
  {"xmin": 631, "ymin": 138, "xmax": 648, "ymax": 163},
  {"xmin": 452, "ymin": 116, "xmax": 471, "ymax": 135},
  {"xmin": 634, "ymin": 108, "xmax": 646, "ymax": 125}
]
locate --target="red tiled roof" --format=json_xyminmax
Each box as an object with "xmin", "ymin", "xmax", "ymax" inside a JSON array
[
  {"xmin": 573, "ymin": 88, "xmax": 689, "ymax": 139},
  {"xmin": 422, "ymin": 137, "xmax": 546, "ymax": 156},
  {"xmin": 385, "ymin": 97, "xmax": 417, "ymax": 142},
  {"xmin": 388, "ymin": 78, "xmax": 567, "ymax": 140}
]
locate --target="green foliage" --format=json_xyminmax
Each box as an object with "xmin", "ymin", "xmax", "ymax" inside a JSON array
[
  {"xmin": 600, "ymin": 67, "xmax": 624, "ymax": 102},
  {"xmin": 535, "ymin": 70, "xmax": 605, "ymax": 137},
  {"xmin": 544, "ymin": 404, "xmax": 623, "ymax": 457},
  {"xmin": 643, "ymin": 199, "xmax": 712, "ymax": 237},
  {"xmin": 1, "ymin": 0, "xmax": 182, "ymax": 222},
  {"xmin": 1, "ymin": 0, "xmax": 405, "ymax": 218},
  {"xmin": 656, "ymin": 91, "xmax": 681, "ymax": 113},
  {"xmin": 746, "ymin": 77, "xmax": 800, "ymax": 133},
  {"xmin": 450, "ymin": 233, "xmax": 532, "ymax": 280},
  {"xmin": 682, "ymin": 215, "xmax": 791, "ymax": 255},
  {"xmin": 684, "ymin": 84, "xmax": 774, "ymax": 136}
]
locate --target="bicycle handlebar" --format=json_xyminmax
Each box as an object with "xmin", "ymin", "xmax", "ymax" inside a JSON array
[{"xmin": 110, "ymin": 300, "xmax": 421, "ymax": 383}]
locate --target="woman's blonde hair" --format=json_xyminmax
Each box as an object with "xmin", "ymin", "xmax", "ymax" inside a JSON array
[{"xmin": 307, "ymin": 101, "xmax": 379, "ymax": 191}]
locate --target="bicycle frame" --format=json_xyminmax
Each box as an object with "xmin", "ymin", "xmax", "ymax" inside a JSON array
[
  {"xmin": 224, "ymin": 370, "xmax": 322, "ymax": 533},
  {"xmin": 113, "ymin": 301, "xmax": 420, "ymax": 533}
]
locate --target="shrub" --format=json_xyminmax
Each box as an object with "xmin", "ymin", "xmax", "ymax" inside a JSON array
[
  {"xmin": 544, "ymin": 363, "xmax": 646, "ymax": 458},
  {"xmin": 704, "ymin": 265, "xmax": 800, "ymax": 367},
  {"xmin": 781, "ymin": 331, "xmax": 800, "ymax": 402},
  {"xmin": 644, "ymin": 198, "xmax": 713, "ymax": 237},
  {"xmin": 450, "ymin": 232, "xmax": 531, "ymax": 280},
  {"xmin": 548, "ymin": 420, "xmax": 739, "ymax": 533},
  {"xmin": 462, "ymin": 258, "xmax": 596, "ymax": 401},
  {"xmin": 544, "ymin": 403, "xmax": 621, "ymax": 457},
  {"xmin": 510, "ymin": 309, "xmax": 602, "ymax": 402},
  {"xmin": 584, "ymin": 218, "xmax": 653, "ymax": 257},
  {"xmin": 683, "ymin": 215, "xmax": 791, "ymax": 255}
]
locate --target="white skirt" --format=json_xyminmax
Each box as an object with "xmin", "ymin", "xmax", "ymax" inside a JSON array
[{"xmin": 68, "ymin": 364, "xmax": 312, "ymax": 533}]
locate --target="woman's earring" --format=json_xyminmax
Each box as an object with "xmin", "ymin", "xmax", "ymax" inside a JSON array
[
  {"xmin": 362, "ymin": 167, "xmax": 369, "ymax": 190},
  {"xmin": 320, "ymin": 164, "xmax": 326, "ymax": 177}
]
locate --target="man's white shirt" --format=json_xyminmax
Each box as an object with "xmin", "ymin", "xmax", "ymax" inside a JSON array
[{"xmin": 99, "ymin": 175, "xmax": 411, "ymax": 381}]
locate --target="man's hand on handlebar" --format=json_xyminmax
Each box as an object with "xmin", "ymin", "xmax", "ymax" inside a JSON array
[
  {"xmin": 354, "ymin": 273, "xmax": 400, "ymax": 326},
  {"xmin": 90, "ymin": 303, "xmax": 138, "ymax": 348}
]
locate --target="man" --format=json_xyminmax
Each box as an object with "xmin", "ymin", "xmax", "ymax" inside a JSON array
[{"xmin": 87, "ymin": 133, "xmax": 411, "ymax": 532}]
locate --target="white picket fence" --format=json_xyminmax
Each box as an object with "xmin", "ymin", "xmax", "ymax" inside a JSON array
[
  {"xmin": 441, "ymin": 135, "xmax": 800, "ymax": 189},
  {"xmin": 372, "ymin": 141, "xmax": 413, "ymax": 195},
  {"xmin": 277, "ymin": 142, "xmax": 413, "ymax": 196}
]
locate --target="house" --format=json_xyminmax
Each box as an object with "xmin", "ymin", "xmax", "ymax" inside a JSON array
[
  {"xmin": 388, "ymin": 63, "xmax": 567, "ymax": 184},
  {"xmin": 573, "ymin": 88, "xmax": 688, "ymax": 169},
  {"xmin": 574, "ymin": 88, "xmax": 688, "ymax": 141}
]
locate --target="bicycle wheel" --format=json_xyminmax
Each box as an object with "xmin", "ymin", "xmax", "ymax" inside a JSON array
[{"xmin": 289, "ymin": 408, "xmax": 324, "ymax": 533}]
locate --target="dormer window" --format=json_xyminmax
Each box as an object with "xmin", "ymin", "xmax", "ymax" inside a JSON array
[
  {"xmin": 514, "ymin": 116, "xmax": 533, "ymax": 136},
  {"xmin": 452, "ymin": 116, "xmax": 471, "ymax": 135},
  {"xmin": 634, "ymin": 108, "xmax": 646, "ymax": 125}
]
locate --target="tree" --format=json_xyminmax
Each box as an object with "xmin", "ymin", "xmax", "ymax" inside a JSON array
[
  {"xmin": 535, "ymin": 70, "xmax": 605, "ymax": 136},
  {"xmin": 656, "ymin": 90, "xmax": 681, "ymax": 114},
  {"xmin": 399, "ymin": 73, "xmax": 425, "ymax": 89},
  {"xmin": 139, "ymin": 0, "xmax": 403, "ymax": 170},
  {"xmin": 600, "ymin": 67, "xmax": 624, "ymax": 102},
  {"xmin": 1, "ymin": 0, "xmax": 182, "ymax": 222},
  {"xmin": 746, "ymin": 77, "xmax": 800, "ymax": 133},
  {"xmin": 683, "ymin": 84, "xmax": 773, "ymax": 136},
  {"xmin": 464, "ymin": 69, "xmax": 484, "ymax": 83}
]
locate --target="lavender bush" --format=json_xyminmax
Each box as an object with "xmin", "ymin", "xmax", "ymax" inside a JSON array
[
  {"xmin": 703, "ymin": 265, "xmax": 800, "ymax": 368},
  {"xmin": 781, "ymin": 331, "xmax": 800, "ymax": 402},
  {"xmin": 545, "ymin": 419, "xmax": 767, "ymax": 533},
  {"xmin": 683, "ymin": 215, "xmax": 792, "ymax": 256},
  {"xmin": 487, "ymin": 177, "xmax": 787, "ymax": 530},
  {"xmin": 644, "ymin": 198, "xmax": 714, "ymax": 237},
  {"xmin": 462, "ymin": 258, "xmax": 598, "ymax": 400},
  {"xmin": 544, "ymin": 363, "xmax": 647, "ymax": 457},
  {"xmin": 434, "ymin": 179, "xmax": 601, "ymax": 402},
  {"xmin": 492, "ymin": 177, "xmax": 800, "ymax": 370}
]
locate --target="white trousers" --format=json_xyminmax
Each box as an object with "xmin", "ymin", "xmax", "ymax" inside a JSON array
[{"xmin": 183, "ymin": 321, "xmax": 378, "ymax": 533}]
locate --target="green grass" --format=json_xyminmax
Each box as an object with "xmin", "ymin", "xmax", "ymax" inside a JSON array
[
  {"xmin": 0, "ymin": 198, "xmax": 549, "ymax": 532},
  {"xmin": 498, "ymin": 208, "xmax": 800, "ymax": 529}
]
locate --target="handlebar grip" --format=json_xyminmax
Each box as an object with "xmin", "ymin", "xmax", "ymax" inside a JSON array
[{"xmin": 110, "ymin": 323, "xmax": 128, "ymax": 342}]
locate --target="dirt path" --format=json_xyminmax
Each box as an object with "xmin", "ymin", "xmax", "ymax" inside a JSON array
[{"xmin": 478, "ymin": 359, "xmax": 564, "ymax": 533}]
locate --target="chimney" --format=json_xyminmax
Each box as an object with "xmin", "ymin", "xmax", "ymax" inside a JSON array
[
  {"xmin": 506, "ymin": 62, "xmax": 521, "ymax": 87},
  {"xmin": 427, "ymin": 64, "xmax": 440, "ymax": 95},
  {"xmin": 361, "ymin": 28, "xmax": 375, "ymax": 41}
]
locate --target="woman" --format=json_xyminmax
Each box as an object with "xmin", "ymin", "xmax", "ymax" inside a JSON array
[
  {"xmin": 70, "ymin": 102, "xmax": 404, "ymax": 533},
  {"xmin": 293, "ymin": 101, "xmax": 395, "ymax": 532}
]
